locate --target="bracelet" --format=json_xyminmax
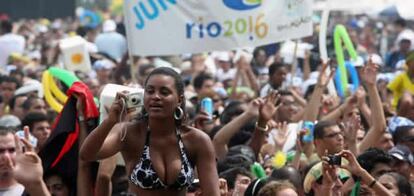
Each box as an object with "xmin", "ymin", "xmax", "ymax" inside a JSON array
[
  {"xmin": 78, "ymin": 115, "xmax": 85, "ymax": 122},
  {"xmin": 255, "ymin": 122, "xmax": 268, "ymax": 132},
  {"xmin": 368, "ymin": 180, "xmax": 376, "ymax": 188}
]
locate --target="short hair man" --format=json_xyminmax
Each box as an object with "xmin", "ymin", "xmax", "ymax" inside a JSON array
[
  {"xmin": 260, "ymin": 62, "xmax": 287, "ymax": 97},
  {"xmin": 0, "ymin": 127, "xmax": 24, "ymax": 195},
  {"xmin": 357, "ymin": 148, "xmax": 393, "ymax": 178},
  {"xmin": 0, "ymin": 76, "xmax": 20, "ymax": 114},
  {"xmin": 193, "ymin": 73, "xmax": 214, "ymax": 95},
  {"xmin": 8, "ymin": 94, "xmax": 27, "ymax": 120},
  {"xmin": 313, "ymin": 120, "xmax": 344, "ymax": 157},
  {"xmin": 21, "ymin": 112, "xmax": 51, "ymax": 151},
  {"xmin": 393, "ymin": 125, "xmax": 414, "ymax": 152},
  {"xmin": 219, "ymin": 167, "xmax": 252, "ymax": 196},
  {"xmin": 22, "ymin": 96, "xmax": 47, "ymax": 115},
  {"xmin": 388, "ymin": 144, "xmax": 414, "ymax": 180}
]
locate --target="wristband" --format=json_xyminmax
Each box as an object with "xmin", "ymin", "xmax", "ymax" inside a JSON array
[
  {"xmin": 255, "ymin": 122, "xmax": 268, "ymax": 132},
  {"xmin": 78, "ymin": 115, "xmax": 85, "ymax": 122}
]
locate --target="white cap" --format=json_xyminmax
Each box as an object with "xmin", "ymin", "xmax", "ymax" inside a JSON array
[
  {"xmin": 370, "ymin": 54, "xmax": 383, "ymax": 66},
  {"xmin": 103, "ymin": 20, "xmax": 116, "ymax": 32},
  {"xmin": 93, "ymin": 59, "xmax": 115, "ymax": 70},
  {"xmin": 14, "ymin": 79, "xmax": 44, "ymax": 98},
  {"xmin": 216, "ymin": 52, "xmax": 231, "ymax": 62}
]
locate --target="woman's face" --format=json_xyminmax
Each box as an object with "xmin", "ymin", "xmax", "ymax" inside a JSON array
[
  {"xmin": 378, "ymin": 174, "xmax": 400, "ymax": 196},
  {"xmin": 144, "ymin": 74, "xmax": 181, "ymax": 119}
]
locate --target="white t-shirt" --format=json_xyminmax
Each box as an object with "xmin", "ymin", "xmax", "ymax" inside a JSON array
[
  {"xmin": 267, "ymin": 123, "xmax": 300, "ymax": 152},
  {"xmin": 0, "ymin": 183, "xmax": 25, "ymax": 196},
  {"xmin": 216, "ymin": 68, "xmax": 237, "ymax": 82},
  {"xmin": 0, "ymin": 33, "xmax": 25, "ymax": 68}
]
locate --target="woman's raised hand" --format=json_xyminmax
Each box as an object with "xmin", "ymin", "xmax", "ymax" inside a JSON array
[
  {"xmin": 107, "ymin": 91, "xmax": 129, "ymax": 123},
  {"xmin": 259, "ymin": 90, "xmax": 280, "ymax": 122}
]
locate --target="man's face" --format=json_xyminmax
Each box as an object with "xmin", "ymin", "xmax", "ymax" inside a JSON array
[
  {"xmin": 218, "ymin": 61, "xmax": 231, "ymax": 71},
  {"xmin": 233, "ymin": 174, "xmax": 251, "ymax": 196},
  {"xmin": 399, "ymin": 40, "xmax": 411, "ymax": 53},
  {"xmin": 45, "ymin": 175, "xmax": 69, "ymax": 196},
  {"xmin": 0, "ymin": 133, "xmax": 16, "ymax": 177},
  {"xmin": 11, "ymin": 96, "xmax": 27, "ymax": 120},
  {"xmin": 96, "ymin": 68, "xmax": 111, "ymax": 83},
  {"xmin": 371, "ymin": 163, "xmax": 392, "ymax": 178},
  {"xmin": 317, "ymin": 125, "xmax": 344, "ymax": 155},
  {"xmin": 376, "ymin": 133, "xmax": 394, "ymax": 151},
  {"xmin": 0, "ymin": 82, "xmax": 17, "ymax": 103},
  {"xmin": 270, "ymin": 67, "xmax": 287, "ymax": 88},
  {"xmin": 393, "ymin": 160, "xmax": 412, "ymax": 180},
  {"xmin": 277, "ymin": 95, "xmax": 299, "ymax": 122},
  {"xmin": 200, "ymin": 79, "xmax": 214, "ymax": 94},
  {"xmin": 32, "ymin": 121, "xmax": 51, "ymax": 148},
  {"xmin": 29, "ymin": 99, "xmax": 47, "ymax": 114},
  {"xmin": 256, "ymin": 50, "xmax": 267, "ymax": 66},
  {"xmin": 400, "ymin": 128, "xmax": 414, "ymax": 152}
]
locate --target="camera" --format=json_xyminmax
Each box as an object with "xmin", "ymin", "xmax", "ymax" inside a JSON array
[
  {"xmin": 125, "ymin": 92, "xmax": 144, "ymax": 109},
  {"xmin": 327, "ymin": 154, "xmax": 341, "ymax": 165}
]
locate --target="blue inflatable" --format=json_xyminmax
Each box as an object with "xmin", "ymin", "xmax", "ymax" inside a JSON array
[{"xmin": 334, "ymin": 61, "xmax": 359, "ymax": 98}]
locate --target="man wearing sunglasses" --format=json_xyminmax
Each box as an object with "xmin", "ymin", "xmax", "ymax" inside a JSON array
[{"xmin": 313, "ymin": 120, "xmax": 345, "ymax": 158}]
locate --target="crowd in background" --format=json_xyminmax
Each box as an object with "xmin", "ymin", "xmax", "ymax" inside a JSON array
[{"xmin": 0, "ymin": 10, "xmax": 414, "ymax": 196}]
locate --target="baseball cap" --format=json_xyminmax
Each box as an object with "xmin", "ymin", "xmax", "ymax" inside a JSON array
[
  {"xmin": 93, "ymin": 59, "xmax": 115, "ymax": 70},
  {"xmin": 370, "ymin": 54, "xmax": 383, "ymax": 66},
  {"xmin": 216, "ymin": 52, "xmax": 231, "ymax": 62},
  {"xmin": 0, "ymin": 115, "xmax": 21, "ymax": 128},
  {"xmin": 388, "ymin": 145, "xmax": 414, "ymax": 165}
]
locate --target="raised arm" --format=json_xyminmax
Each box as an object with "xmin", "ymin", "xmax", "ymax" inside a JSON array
[
  {"xmin": 248, "ymin": 91, "xmax": 279, "ymax": 157},
  {"xmin": 213, "ymin": 99, "xmax": 259, "ymax": 159},
  {"xmin": 303, "ymin": 61, "xmax": 335, "ymax": 122},
  {"xmin": 358, "ymin": 61, "xmax": 386, "ymax": 153},
  {"xmin": 339, "ymin": 150, "xmax": 393, "ymax": 196},
  {"xmin": 80, "ymin": 93, "xmax": 126, "ymax": 161}
]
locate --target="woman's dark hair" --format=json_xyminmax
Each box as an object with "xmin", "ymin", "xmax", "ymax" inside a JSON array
[
  {"xmin": 142, "ymin": 67, "xmax": 186, "ymax": 126},
  {"xmin": 381, "ymin": 172, "xmax": 411, "ymax": 196}
]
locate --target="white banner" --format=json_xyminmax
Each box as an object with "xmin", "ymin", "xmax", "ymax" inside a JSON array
[{"xmin": 124, "ymin": 0, "xmax": 313, "ymax": 56}]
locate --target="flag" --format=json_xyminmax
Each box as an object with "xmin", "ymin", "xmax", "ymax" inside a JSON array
[{"xmin": 39, "ymin": 81, "xmax": 99, "ymax": 186}]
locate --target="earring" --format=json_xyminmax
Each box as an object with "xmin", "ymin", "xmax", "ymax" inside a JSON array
[{"xmin": 174, "ymin": 107, "xmax": 184, "ymax": 120}]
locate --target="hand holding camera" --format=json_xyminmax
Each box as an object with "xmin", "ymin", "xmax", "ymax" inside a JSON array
[{"xmin": 337, "ymin": 150, "xmax": 365, "ymax": 177}]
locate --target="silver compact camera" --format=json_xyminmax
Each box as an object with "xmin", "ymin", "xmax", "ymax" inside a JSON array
[{"xmin": 125, "ymin": 92, "xmax": 144, "ymax": 109}]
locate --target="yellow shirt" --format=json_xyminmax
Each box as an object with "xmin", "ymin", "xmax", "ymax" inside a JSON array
[{"xmin": 387, "ymin": 72, "xmax": 414, "ymax": 108}]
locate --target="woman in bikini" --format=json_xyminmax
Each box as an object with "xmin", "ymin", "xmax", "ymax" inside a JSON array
[{"xmin": 80, "ymin": 67, "xmax": 219, "ymax": 196}]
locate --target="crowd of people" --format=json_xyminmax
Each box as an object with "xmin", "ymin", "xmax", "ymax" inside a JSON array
[{"xmin": 0, "ymin": 10, "xmax": 414, "ymax": 196}]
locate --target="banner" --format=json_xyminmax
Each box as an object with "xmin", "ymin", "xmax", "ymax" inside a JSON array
[{"xmin": 124, "ymin": 0, "xmax": 313, "ymax": 56}]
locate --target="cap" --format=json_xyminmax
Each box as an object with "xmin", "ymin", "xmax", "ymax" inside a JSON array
[
  {"xmin": 102, "ymin": 20, "xmax": 116, "ymax": 32},
  {"xmin": 389, "ymin": 145, "xmax": 414, "ymax": 165},
  {"xmin": 370, "ymin": 54, "xmax": 383, "ymax": 66},
  {"xmin": 93, "ymin": 59, "xmax": 114, "ymax": 70},
  {"xmin": 0, "ymin": 115, "xmax": 21, "ymax": 128},
  {"xmin": 216, "ymin": 52, "xmax": 231, "ymax": 62},
  {"xmin": 303, "ymin": 162, "xmax": 351, "ymax": 193}
]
